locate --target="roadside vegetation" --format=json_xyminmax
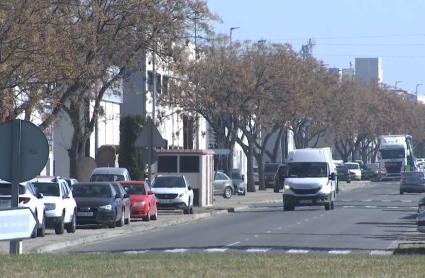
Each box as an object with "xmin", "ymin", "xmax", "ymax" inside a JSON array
[{"xmin": 1, "ymin": 253, "xmax": 425, "ymax": 278}]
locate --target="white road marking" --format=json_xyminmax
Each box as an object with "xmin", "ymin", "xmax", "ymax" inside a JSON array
[
  {"xmin": 296, "ymin": 222, "xmax": 302, "ymax": 225},
  {"xmin": 365, "ymin": 206, "xmax": 377, "ymax": 209},
  {"xmin": 401, "ymin": 200, "xmax": 412, "ymax": 203},
  {"xmin": 382, "ymin": 200, "xmax": 391, "ymax": 202},
  {"xmin": 226, "ymin": 241, "xmax": 241, "ymax": 247},
  {"xmin": 387, "ymin": 207, "xmax": 399, "ymax": 209},
  {"xmin": 205, "ymin": 248, "xmax": 228, "ymax": 252},
  {"xmin": 343, "ymin": 206, "xmax": 355, "ymax": 208},
  {"xmin": 266, "ymin": 230, "xmax": 272, "ymax": 234},
  {"xmin": 328, "ymin": 250, "xmax": 351, "ymax": 255},
  {"xmin": 254, "ymin": 235, "xmax": 259, "ymax": 238},
  {"xmin": 370, "ymin": 250, "xmax": 393, "ymax": 255},
  {"xmin": 277, "ymin": 227, "xmax": 283, "ymax": 230},
  {"xmin": 364, "ymin": 199, "xmax": 372, "ymax": 202},
  {"xmin": 164, "ymin": 249, "xmax": 187, "ymax": 253},
  {"xmin": 287, "ymin": 249, "xmax": 310, "ymax": 254},
  {"xmin": 123, "ymin": 250, "xmax": 148, "ymax": 254},
  {"xmin": 246, "ymin": 248, "xmax": 270, "ymax": 253}
]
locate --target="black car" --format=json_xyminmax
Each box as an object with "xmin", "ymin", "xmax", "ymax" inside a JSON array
[
  {"xmin": 336, "ymin": 165, "xmax": 351, "ymax": 183},
  {"xmin": 72, "ymin": 182, "xmax": 124, "ymax": 228},
  {"xmin": 264, "ymin": 163, "xmax": 283, "ymax": 188}
]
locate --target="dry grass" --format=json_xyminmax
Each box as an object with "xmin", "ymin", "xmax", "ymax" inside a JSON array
[{"xmin": 1, "ymin": 253, "xmax": 425, "ymax": 278}]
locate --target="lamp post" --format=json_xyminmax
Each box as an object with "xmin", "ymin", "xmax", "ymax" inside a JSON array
[
  {"xmin": 229, "ymin": 27, "xmax": 240, "ymax": 46},
  {"xmin": 395, "ymin": 80, "xmax": 402, "ymax": 90},
  {"xmin": 416, "ymin": 83, "xmax": 423, "ymax": 95}
]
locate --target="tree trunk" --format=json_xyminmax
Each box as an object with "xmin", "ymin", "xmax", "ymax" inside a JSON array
[
  {"xmin": 246, "ymin": 143, "xmax": 256, "ymax": 192},
  {"xmin": 256, "ymin": 152, "xmax": 266, "ymax": 191}
]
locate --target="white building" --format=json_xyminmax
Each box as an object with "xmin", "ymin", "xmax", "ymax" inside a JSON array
[{"xmin": 355, "ymin": 58, "xmax": 383, "ymax": 85}]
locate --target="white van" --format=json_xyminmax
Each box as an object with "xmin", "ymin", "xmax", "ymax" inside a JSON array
[
  {"xmin": 89, "ymin": 167, "xmax": 131, "ymax": 182},
  {"xmin": 282, "ymin": 148, "xmax": 337, "ymax": 211}
]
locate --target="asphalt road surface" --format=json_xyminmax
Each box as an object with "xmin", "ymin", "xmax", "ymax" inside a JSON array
[{"xmin": 67, "ymin": 180, "xmax": 424, "ymax": 255}]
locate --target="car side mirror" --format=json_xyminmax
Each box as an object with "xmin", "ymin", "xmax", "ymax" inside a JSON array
[
  {"xmin": 241, "ymin": 175, "xmax": 245, "ymax": 180},
  {"xmin": 188, "ymin": 186, "xmax": 192, "ymax": 191},
  {"xmin": 37, "ymin": 192, "xmax": 44, "ymax": 199},
  {"xmin": 329, "ymin": 172, "xmax": 336, "ymax": 181},
  {"xmin": 63, "ymin": 194, "xmax": 70, "ymax": 199}
]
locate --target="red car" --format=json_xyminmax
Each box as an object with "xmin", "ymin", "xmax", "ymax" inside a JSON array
[{"xmin": 119, "ymin": 181, "xmax": 157, "ymax": 221}]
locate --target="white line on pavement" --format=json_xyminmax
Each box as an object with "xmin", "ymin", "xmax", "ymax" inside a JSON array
[
  {"xmin": 365, "ymin": 206, "xmax": 377, "ymax": 209},
  {"xmin": 226, "ymin": 241, "xmax": 241, "ymax": 247},
  {"xmin": 123, "ymin": 250, "xmax": 148, "ymax": 254},
  {"xmin": 287, "ymin": 249, "xmax": 310, "ymax": 254},
  {"xmin": 246, "ymin": 248, "xmax": 270, "ymax": 253},
  {"xmin": 328, "ymin": 250, "xmax": 352, "ymax": 255},
  {"xmin": 370, "ymin": 250, "xmax": 393, "ymax": 255},
  {"xmin": 164, "ymin": 249, "xmax": 187, "ymax": 253},
  {"xmin": 205, "ymin": 248, "xmax": 228, "ymax": 252},
  {"xmin": 401, "ymin": 200, "xmax": 413, "ymax": 203},
  {"xmin": 343, "ymin": 206, "xmax": 355, "ymax": 208}
]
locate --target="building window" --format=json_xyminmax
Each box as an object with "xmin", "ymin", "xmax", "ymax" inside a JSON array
[
  {"xmin": 157, "ymin": 156, "xmax": 177, "ymax": 172},
  {"xmin": 147, "ymin": 70, "xmax": 154, "ymax": 92},
  {"xmin": 180, "ymin": 156, "xmax": 199, "ymax": 173}
]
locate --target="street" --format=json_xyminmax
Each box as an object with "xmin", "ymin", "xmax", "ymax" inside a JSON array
[{"xmin": 66, "ymin": 180, "xmax": 424, "ymax": 255}]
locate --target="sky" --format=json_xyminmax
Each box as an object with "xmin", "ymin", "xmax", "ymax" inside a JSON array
[{"xmin": 207, "ymin": 0, "xmax": 425, "ymax": 93}]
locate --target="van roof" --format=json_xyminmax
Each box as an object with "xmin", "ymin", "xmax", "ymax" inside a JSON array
[
  {"xmin": 91, "ymin": 167, "xmax": 129, "ymax": 175},
  {"xmin": 287, "ymin": 148, "xmax": 331, "ymax": 163}
]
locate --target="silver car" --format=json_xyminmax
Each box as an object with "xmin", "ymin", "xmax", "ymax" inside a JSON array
[
  {"xmin": 214, "ymin": 172, "xmax": 233, "ymax": 199},
  {"xmin": 400, "ymin": 170, "xmax": 425, "ymax": 194},
  {"xmin": 231, "ymin": 169, "xmax": 246, "ymax": 195}
]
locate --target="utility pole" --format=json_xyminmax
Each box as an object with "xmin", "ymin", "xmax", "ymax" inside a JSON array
[
  {"xmin": 300, "ymin": 38, "xmax": 315, "ymax": 58},
  {"xmin": 229, "ymin": 27, "xmax": 240, "ymax": 47}
]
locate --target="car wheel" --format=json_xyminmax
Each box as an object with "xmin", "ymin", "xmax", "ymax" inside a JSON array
[
  {"xmin": 283, "ymin": 204, "xmax": 294, "ymax": 211},
  {"xmin": 125, "ymin": 210, "xmax": 130, "ymax": 225},
  {"xmin": 55, "ymin": 212, "xmax": 65, "ymax": 234},
  {"xmin": 66, "ymin": 211, "xmax": 76, "ymax": 233},
  {"xmin": 400, "ymin": 190, "xmax": 404, "ymax": 195},
  {"xmin": 37, "ymin": 212, "xmax": 46, "ymax": 237},
  {"xmin": 325, "ymin": 203, "xmax": 330, "ymax": 211},
  {"xmin": 109, "ymin": 210, "xmax": 117, "ymax": 228},
  {"xmin": 143, "ymin": 207, "xmax": 151, "ymax": 221},
  {"xmin": 241, "ymin": 190, "xmax": 246, "ymax": 196},
  {"xmin": 117, "ymin": 208, "xmax": 125, "ymax": 227},
  {"xmin": 189, "ymin": 205, "xmax": 194, "ymax": 214},
  {"xmin": 274, "ymin": 187, "xmax": 279, "ymax": 193},
  {"xmin": 330, "ymin": 201, "xmax": 335, "ymax": 210},
  {"xmin": 223, "ymin": 187, "xmax": 232, "ymax": 199}
]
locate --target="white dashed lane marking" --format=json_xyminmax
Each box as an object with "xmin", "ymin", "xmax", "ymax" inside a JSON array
[
  {"xmin": 246, "ymin": 248, "xmax": 270, "ymax": 253},
  {"xmin": 205, "ymin": 248, "xmax": 227, "ymax": 252},
  {"xmin": 164, "ymin": 249, "xmax": 187, "ymax": 253},
  {"xmin": 286, "ymin": 249, "xmax": 310, "ymax": 254},
  {"xmin": 328, "ymin": 250, "xmax": 352, "ymax": 255}
]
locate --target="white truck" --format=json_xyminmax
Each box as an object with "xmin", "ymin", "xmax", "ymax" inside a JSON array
[
  {"xmin": 378, "ymin": 135, "xmax": 414, "ymax": 181},
  {"xmin": 282, "ymin": 148, "xmax": 337, "ymax": 211}
]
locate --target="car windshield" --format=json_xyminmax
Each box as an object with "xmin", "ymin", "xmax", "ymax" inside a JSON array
[
  {"xmin": 152, "ymin": 177, "xmax": 186, "ymax": 188},
  {"xmin": 32, "ymin": 182, "xmax": 60, "ymax": 197},
  {"xmin": 72, "ymin": 184, "xmax": 112, "ymax": 198},
  {"xmin": 345, "ymin": 163, "xmax": 359, "ymax": 170},
  {"xmin": 336, "ymin": 166, "xmax": 348, "ymax": 173},
  {"xmin": 90, "ymin": 174, "xmax": 125, "ymax": 182},
  {"xmin": 0, "ymin": 183, "xmax": 26, "ymax": 195},
  {"xmin": 287, "ymin": 162, "xmax": 328, "ymax": 178},
  {"xmin": 122, "ymin": 184, "xmax": 146, "ymax": 195},
  {"xmin": 380, "ymin": 149, "xmax": 405, "ymax": 159}
]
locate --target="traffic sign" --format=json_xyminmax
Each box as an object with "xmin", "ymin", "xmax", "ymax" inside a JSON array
[
  {"xmin": 0, "ymin": 119, "xmax": 49, "ymax": 183},
  {"xmin": 0, "ymin": 208, "xmax": 36, "ymax": 241}
]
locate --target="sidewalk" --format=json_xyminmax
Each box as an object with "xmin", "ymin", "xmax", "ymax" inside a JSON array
[{"xmin": 0, "ymin": 181, "xmax": 370, "ymax": 254}]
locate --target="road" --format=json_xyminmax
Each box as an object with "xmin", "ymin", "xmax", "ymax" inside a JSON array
[{"xmin": 66, "ymin": 180, "xmax": 424, "ymax": 255}]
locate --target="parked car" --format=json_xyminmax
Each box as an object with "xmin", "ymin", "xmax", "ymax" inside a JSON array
[
  {"xmin": 0, "ymin": 180, "xmax": 46, "ymax": 238},
  {"xmin": 400, "ymin": 170, "xmax": 425, "ymax": 194},
  {"xmin": 120, "ymin": 181, "xmax": 157, "ymax": 221},
  {"xmin": 90, "ymin": 167, "xmax": 131, "ymax": 182},
  {"xmin": 344, "ymin": 162, "xmax": 362, "ymax": 181},
  {"xmin": 231, "ymin": 169, "xmax": 246, "ymax": 195},
  {"xmin": 111, "ymin": 182, "xmax": 131, "ymax": 226},
  {"xmin": 417, "ymin": 209, "xmax": 425, "ymax": 232},
  {"xmin": 264, "ymin": 163, "xmax": 282, "ymax": 188},
  {"xmin": 214, "ymin": 171, "xmax": 234, "ymax": 199},
  {"xmin": 72, "ymin": 182, "xmax": 123, "ymax": 228},
  {"xmin": 64, "ymin": 178, "xmax": 79, "ymax": 190},
  {"xmin": 418, "ymin": 196, "xmax": 425, "ymax": 213},
  {"xmin": 336, "ymin": 165, "xmax": 351, "ymax": 183},
  {"xmin": 31, "ymin": 176, "xmax": 77, "ymax": 234},
  {"xmin": 151, "ymin": 175, "xmax": 194, "ymax": 214},
  {"xmin": 273, "ymin": 164, "xmax": 287, "ymax": 193}
]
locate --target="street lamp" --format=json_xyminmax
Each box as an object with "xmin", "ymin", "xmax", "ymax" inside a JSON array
[
  {"xmin": 416, "ymin": 83, "xmax": 423, "ymax": 95},
  {"xmin": 229, "ymin": 27, "xmax": 240, "ymax": 46},
  {"xmin": 394, "ymin": 80, "xmax": 402, "ymax": 90}
]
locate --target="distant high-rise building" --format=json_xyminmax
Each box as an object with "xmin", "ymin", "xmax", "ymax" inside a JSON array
[
  {"xmin": 355, "ymin": 58, "xmax": 383, "ymax": 85},
  {"xmin": 341, "ymin": 67, "xmax": 355, "ymax": 82}
]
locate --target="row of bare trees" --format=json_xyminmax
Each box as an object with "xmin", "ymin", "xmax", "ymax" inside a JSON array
[
  {"xmin": 0, "ymin": 0, "xmax": 213, "ymax": 179},
  {"xmin": 165, "ymin": 39, "xmax": 425, "ymax": 191}
]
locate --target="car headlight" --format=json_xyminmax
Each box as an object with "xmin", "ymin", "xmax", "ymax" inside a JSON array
[
  {"xmin": 178, "ymin": 192, "xmax": 185, "ymax": 198},
  {"xmin": 283, "ymin": 184, "xmax": 290, "ymax": 190},
  {"xmin": 45, "ymin": 203, "xmax": 56, "ymax": 211},
  {"xmin": 134, "ymin": 201, "xmax": 146, "ymax": 207},
  {"xmin": 99, "ymin": 204, "xmax": 112, "ymax": 210}
]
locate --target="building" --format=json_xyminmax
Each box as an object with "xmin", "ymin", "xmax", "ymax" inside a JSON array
[{"xmin": 355, "ymin": 58, "xmax": 383, "ymax": 85}]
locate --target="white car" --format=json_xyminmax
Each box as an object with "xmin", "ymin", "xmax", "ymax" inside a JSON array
[
  {"xmin": 151, "ymin": 175, "xmax": 194, "ymax": 214},
  {"xmin": 344, "ymin": 162, "xmax": 362, "ymax": 181},
  {"xmin": 31, "ymin": 176, "xmax": 77, "ymax": 234},
  {"xmin": 0, "ymin": 180, "xmax": 46, "ymax": 238}
]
